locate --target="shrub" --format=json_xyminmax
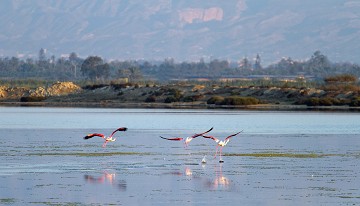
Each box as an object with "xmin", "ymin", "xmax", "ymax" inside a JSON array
[
  {"xmin": 153, "ymin": 90, "xmax": 164, "ymax": 96},
  {"xmin": 110, "ymin": 83, "xmax": 133, "ymax": 90},
  {"xmin": 324, "ymin": 74, "xmax": 357, "ymax": 84},
  {"xmin": 166, "ymin": 88, "xmax": 183, "ymax": 99},
  {"xmin": 350, "ymin": 97, "xmax": 360, "ymax": 106},
  {"xmin": 207, "ymin": 96, "xmax": 225, "ymax": 105},
  {"xmin": 164, "ymin": 96, "xmax": 178, "ymax": 103},
  {"xmin": 183, "ymin": 96, "xmax": 194, "ymax": 102},
  {"xmin": 298, "ymin": 97, "xmax": 349, "ymax": 106},
  {"xmin": 183, "ymin": 94, "xmax": 204, "ymax": 102},
  {"xmin": 319, "ymin": 97, "xmax": 333, "ymax": 106},
  {"xmin": 145, "ymin": 95, "xmax": 156, "ymax": 103},
  {"xmin": 20, "ymin": 96, "xmax": 46, "ymax": 102},
  {"xmin": 221, "ymin": 96, "xmax": 260, "ymax": 105},
  {"xmin": 82, "ymin": 84, "xmax": 108, "ymax": 90}
]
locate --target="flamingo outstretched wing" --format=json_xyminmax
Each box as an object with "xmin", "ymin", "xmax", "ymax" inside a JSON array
[
  {"xmin": 84, "ymin": 133, "xmax": 105, "ymax": 140},
  {"xmin": 224, "ymin": 130, "xmax": 243, "ymax": 141},
  {"xmin": 202, "ymin": 135, "xmax": 219, "ymax": 142},
  {"xmin": 160, "ymin": 136, "xmax": 184, "ymax": 141},
  {"xmin": 109, "ymin": 127, "xmax": 128, "ymax": 138},
  {"xmin": 192, "ymin": 127, "xmax": 214, "ymax": 138}
]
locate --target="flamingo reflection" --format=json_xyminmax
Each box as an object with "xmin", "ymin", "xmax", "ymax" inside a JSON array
[
  {"xmin": 163, "ymin": 165, "xmax": 232, "ymax": 191},
  {"xmin": 84, "ymin": 171, "xmax": 127, "ymax": 191},
  {"xmin": 208, "ymin": 163, "xmax": 231, "ymax": 190},
  {"xmin": 162, "ymin": 167, "xmax": 194, "ymax": 177}
]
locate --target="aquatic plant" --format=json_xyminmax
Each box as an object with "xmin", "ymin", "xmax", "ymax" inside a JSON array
[
  {"xmin": 224, "ymin": 153, "xmax": 334, "ymax": 158},
  {"xmin": 28, "ymin": 152, "xmax": 150, "ymax": 157},
  {"xmin": 0, "ymin": 198, "xmax": 16, "ymax": 204}
]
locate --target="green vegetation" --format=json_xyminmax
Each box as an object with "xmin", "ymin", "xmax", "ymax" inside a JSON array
[
  {"xmin": 1, "ymin": 50, "xmax": 360, "ymax": 82},
  {"xmin": 207, "ymin": 96, "xmax": 260, "ymax": 105},
  {"xmin": 207, "ymin": 96, "xmax": 225, "ymax": 105},
  {"xmin": 296, "ymin": 97, "xmax": 350, "ymax": 106},
  {"xmin": 324, "ymin": 74, "xmax": 358, "ymax": 84},
  {"xmin": 20, "ymin": 96, "xmax": 47, "ymax": 102},
  {"xmin": 0, "ymin": 198, "xmax": 16, "ymax": 204},
  {"xmin": 350, "ymin": 97, "xmax": 360, "ymax": 106},
  {"xmin": 28, "ymin": 202, "xmax": 87, "ymax": 206},
  {"xmin": 28, "ymin": 152, "xmax": 150, "ymax": 156},
  {"xmin": 80, "ymin": 56, "xmax": 110, "ymax": 80},
  {"xmin": 224, "ymin": 153, "xmax": 335, "ymax": 158},
  {"xmin": 221, "ymin": 96, "xmax": 260, "ymax": 105},
  {"xmin": 145, "ymin": 95, "xmax": 156, "ymax": 102}
]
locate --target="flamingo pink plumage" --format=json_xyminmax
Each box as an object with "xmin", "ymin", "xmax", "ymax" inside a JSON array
[
  {"xmin": 160, "ymin": 127, "xmax": 213, "ymax": 147},
  {"xmin": 83, "ymin": 127, "xmax": 127, "ymax": 147},
  {"xmin": 203, "ymin": 130, "xmax": 243, "ymax": 162}
]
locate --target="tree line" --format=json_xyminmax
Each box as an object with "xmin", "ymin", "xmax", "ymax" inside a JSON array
[{"xmin": 1, "ymin": 49, "xmax": 359, "ymax": 82}]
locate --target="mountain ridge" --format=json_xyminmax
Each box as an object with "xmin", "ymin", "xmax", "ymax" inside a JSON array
[{"xmin": 0, "ymin": 0, "xmax": 359, "ymax": 65}]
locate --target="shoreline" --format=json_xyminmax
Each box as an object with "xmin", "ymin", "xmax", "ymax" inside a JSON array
[{"xmin": 1, "ymin": 101, "xmax": 360, "ymax": 112}]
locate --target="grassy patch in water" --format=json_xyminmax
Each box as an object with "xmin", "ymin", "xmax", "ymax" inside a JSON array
[
  {"xmin": 28, "ymin": 202, "xmax": 86, "ymax": 206},
  {"xmin": 224, "ymin": 153, "xmax": 334, "ymax": 158},
  {"xmin": 0, "ymin": 198, "xmax": 16, "ymax": 204},
  {"xmin": 28, "ymin": 152, "xmax": 150, "ymax": 157}
]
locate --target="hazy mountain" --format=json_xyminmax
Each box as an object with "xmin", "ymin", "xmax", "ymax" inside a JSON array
[{"xmin": 0, "ymin": 0, "xmax": 359, "ymax": 65}]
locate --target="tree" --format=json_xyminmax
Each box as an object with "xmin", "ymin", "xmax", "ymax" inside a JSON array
[
  {"xmin": 254, "ymin": 54, "xmax": 262, "ymax": 70},
  {"xmin": 37, "ymin": 48, "xmax": 49, "ymax": 72},
  {"xmin": 38, "ymin": 48, "xmax": 47, "ymax": 62},
  {"xmin": 306, "ymin": 51, "xmax": 331, "ymax": 75},
  {"xmin": 117, "ymin": 66, "xmax": 143, "ymax": 82},
  {"xmin": 69, "ymin": 52, "xmax": 82, "ymax": 78},
  {"xmin": 81, "ymin": 56, "xmax": 109, "ymax": 80},
  {"xmin": 239, "ymin": 57, "xmax": 251, "ymax": 70}
]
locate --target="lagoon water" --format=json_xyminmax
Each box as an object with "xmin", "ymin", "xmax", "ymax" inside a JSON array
[{"xmin": 0, "ymin": 107, "xmax": 359, "ymax": 205}]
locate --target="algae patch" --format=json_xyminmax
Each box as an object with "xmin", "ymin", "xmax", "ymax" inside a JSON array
[
  {"xmin": 28, "ymin": 152, "xmax": 150, "ymax": 157},
  {"xmin": 224, "ymin": 153, "xmax": 335, "ymax": 158},
  {"xmin": 0, "ymin": 198, "xmax": 16, "ymax": 204}
]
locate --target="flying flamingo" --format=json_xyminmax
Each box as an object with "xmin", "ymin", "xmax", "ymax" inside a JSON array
[
  {"xmin": 160, "ymin": 127, "xmax": 213, "ymax": 147},
  {"xmin": 202, "ymin": 130, "xmax": 243, "ymax": 162},
  {"xmin": 83, "ymin": 127, "xmax": 127, "ymax": 147}
]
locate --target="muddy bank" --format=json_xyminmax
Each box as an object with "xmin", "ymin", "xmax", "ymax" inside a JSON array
[{"xmin": 1, "ymin": 81, "xmax": 360, "ymax": 111}]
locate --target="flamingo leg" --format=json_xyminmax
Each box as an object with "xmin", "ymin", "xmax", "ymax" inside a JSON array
[
  {"xmin": 214, "ymin": 145, "xmax": 219, "ymax": 159},
  {"xmin": 219, "ymin": 147, "xmax": 223, "ymax": 161},
  {"xmin": 102, "ymin": 141, "xmax": 108, "ymax": 148}
]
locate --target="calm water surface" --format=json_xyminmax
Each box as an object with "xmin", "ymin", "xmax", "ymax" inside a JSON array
[{"xmin": 0, "ymin": 107, "xmax": 359, "ymax": 205}]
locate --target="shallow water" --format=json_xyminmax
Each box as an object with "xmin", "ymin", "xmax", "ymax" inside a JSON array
[{"xmin": 0, "ymin": 107, "xmax": 359, "ymax": 205}]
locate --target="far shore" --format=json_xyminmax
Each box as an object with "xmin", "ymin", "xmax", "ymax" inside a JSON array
[{"xmin": 1, "ymin": 101, "xmax": 360, "ymax": 112}]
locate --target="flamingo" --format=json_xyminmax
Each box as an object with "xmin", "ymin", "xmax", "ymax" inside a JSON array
[
  {"xmin": 83, "ymin": 127, "xmax": 127, "ymax": 147},
  {"xmin": 160, "ymin": 127, "xmax": 213, "ymax": 147},
  {"xmin": 202, "ymin": 130, "xmax": 243, "ymax": 162}
]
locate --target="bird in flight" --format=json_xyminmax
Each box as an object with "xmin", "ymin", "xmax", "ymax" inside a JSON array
[
  {"xmin": 160, "ymin": 127, "xmax": 213, "ymax": 147},
  {"xmin": 83, "ymin": 127, "xmax": 127, "ymax": 147},
  {"xmin": 202, "ymin": 130, "xmax": 243, "ymax": 162}
]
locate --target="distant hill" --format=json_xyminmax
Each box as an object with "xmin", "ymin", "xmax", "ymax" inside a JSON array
[{"xmin": 1, "ymin": 0, "xmax": 359, "ymax": 65}]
